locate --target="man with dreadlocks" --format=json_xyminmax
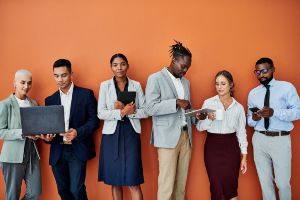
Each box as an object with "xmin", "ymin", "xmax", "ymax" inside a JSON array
[{"xmin": 146, "ymin": 41, "xmax": 194, "ymax": 200}]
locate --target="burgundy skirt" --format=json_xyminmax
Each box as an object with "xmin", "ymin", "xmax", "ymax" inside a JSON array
[{"xmin": 204, "ymin": 132, "xmax": 240, "ymax": 200}]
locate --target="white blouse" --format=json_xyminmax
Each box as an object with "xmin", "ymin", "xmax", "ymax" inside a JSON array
[{"xmin": 196, "ymin": 95, "xmax": 248, "ymax": 154}]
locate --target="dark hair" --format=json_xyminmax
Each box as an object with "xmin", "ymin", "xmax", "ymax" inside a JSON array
[
  {"xmin": 256, "ymin": 57, "xmax": 274, "ymax": 68},
  {"xmin": 110, "ymin": 53, "xmax": 128, "ymax": 65},
  {"xmin": 215, "ymin": 70, "xmax": 235, "ymax": 97},
  {"xmin": 53, "ymin": 59, "xmax": 72, "ymax": 72},
  {"xmin": 169, "ymin": 40, "xmax": 192, "ymax": 59}
]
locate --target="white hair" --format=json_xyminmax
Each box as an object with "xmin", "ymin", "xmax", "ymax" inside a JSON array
[{"xmin": 14, "ymin": 69, "xmax": 32, "ymax": 80}]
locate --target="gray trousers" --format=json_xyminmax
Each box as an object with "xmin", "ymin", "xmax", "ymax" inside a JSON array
[
  {"xmin": 252, "ymin": 131, "xmax": 291, "ymax": 200},
  {"xmin": 1, "ymin": 139, "xmax": 41, "ymax": 200}
]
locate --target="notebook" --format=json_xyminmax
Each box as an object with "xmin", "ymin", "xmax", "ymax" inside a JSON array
[{"xmin": 117, "ymin": 91, "xmax": 136, "ymax": 105}]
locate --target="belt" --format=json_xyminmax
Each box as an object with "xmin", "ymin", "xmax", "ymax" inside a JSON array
[
  {"xmin": 182, "ymin": 125, "xmax": 188, "ymax": 131},
  {"xmin": 258, "ymin": 131, "xmax": 290, "ymax": 137}
]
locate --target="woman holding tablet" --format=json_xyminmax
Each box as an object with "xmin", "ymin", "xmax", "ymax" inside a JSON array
[
  {"xmin": 196, "ymin": 70, "xmax": 248, "ymax": 200},
  {"xmin": 97, "ymin": 53, "xmax": 147, "ymax": 200}
]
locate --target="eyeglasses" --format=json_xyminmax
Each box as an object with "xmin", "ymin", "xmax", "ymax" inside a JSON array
[{"xmin": 254, "ymin": 68, "xmax": 270, "ymax": 76}]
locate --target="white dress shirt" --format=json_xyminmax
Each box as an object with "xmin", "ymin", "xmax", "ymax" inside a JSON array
[
  {"xmin": 166, "ymin": 69, "xmax": 187, "ymax": 126},
  {"xmin": 60, "ymin": 83, "xmax": 74, "ymax": 132},
  {"xmin": 196, "ymin": 95, "xmax": 248, "ymax": 154}
]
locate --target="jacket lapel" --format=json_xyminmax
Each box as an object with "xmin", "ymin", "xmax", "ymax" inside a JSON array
[
  {"xmin": 128, "ymin": 78, "xmax": 135, "ymax": 91},
  {"xmin": 108, "ymin": 78, "xmax": 118, "ymax": 101},
  {"xmin": 53, "ymin": 91, "xmax": 61, "ymax": 105},
  {"xmin": 69, "ymin": 86, "xmax": 78, "ymax": 124},
  {"xmin": 9, "ymin": 94, "xmax": 21, "ymax": 126},
  {"xmin": 161, "ymin": 68, "xmax": 178, "ymax": 98},
  {"xmin": 28, "ymin": 98, "xmax": 37, "ymax": 107},
  {"xmin": 182, "ymin": 78, "xmax": 189, "ymax": 100}
]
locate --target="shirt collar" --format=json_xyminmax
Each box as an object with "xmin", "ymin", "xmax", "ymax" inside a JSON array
[
  {"xmin": 214, "ymin": 95, "xmax": 237, "ymax": 108},
  {"xmin": 14, "ymin": 94, "xmax": 28, "ymax": 102},
  {"xmin": 258, "ymin": 78, "xmax": 276, "ymax": 89},
  {"xmin": 60, "ymin": 82, "xmax": 74, "ymax": 96},
  {"xmin": 166, "ymin": 67, "xmax": 181, "ymax": 81}
]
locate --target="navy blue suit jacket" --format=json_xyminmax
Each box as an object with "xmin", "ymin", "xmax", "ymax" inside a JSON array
[{"xmin": 45, "ymin": 85, "xmax": 99, "ymax": 166}]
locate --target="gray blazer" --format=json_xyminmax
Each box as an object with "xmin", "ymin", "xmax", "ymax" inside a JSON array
[
  {"xmin": 98, "ymin": 78, "xmax": 148, "ymax": 134},
  {"xmin": 0, "ymin": 94, "xmax": 38, "ymax": 163},
  {"xmin": 146, "ymin": 67, "xmax": 193, "ymax": 148}
]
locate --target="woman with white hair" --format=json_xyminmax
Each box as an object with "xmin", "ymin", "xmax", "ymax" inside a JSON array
[{"xmin": 0, "ymin": 69, "xmax": 41, "ymax": 200}]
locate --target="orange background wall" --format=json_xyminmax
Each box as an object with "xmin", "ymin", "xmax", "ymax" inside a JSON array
[{"xmin": 1, "ymin": 1, "xmax": 300, "ymax": 199}]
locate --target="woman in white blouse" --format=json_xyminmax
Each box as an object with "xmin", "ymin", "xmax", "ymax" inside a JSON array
[{"xmin": 196, "ymin": 70, "xmax": 247, "ymax": 200}]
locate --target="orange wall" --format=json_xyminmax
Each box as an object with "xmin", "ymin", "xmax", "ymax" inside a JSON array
[{"xmin": 1, "ymin": 1, "xmax": 300, "ymax": 199}]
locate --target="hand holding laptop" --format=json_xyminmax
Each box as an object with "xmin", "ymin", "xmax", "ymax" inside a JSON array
[
  {"xmin": 38, "ymin": 134, "xmax": 56, "ymax": 142},
  {"xmin": 25, "ymin": 135, "xmax": 40, "ymax": 140}
]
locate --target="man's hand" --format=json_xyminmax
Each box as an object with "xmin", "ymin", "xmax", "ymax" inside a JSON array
[
  {"xmin": 26, "ymin": 135, "xmax": 39, "ymax": 140},
  {"xmin": 176, "ymin": 99, "xmax": 191, "ymax": 110},
  {"xmin": 38, "ymin": 134, "xmax": 56, "ymax": 142},
  {"xmin": 252, "ymin": 111, "xmax": 262, "ymax": 121},
  {"xmin": 114, "ymin": 101, "xmax": 125, "ymax": 109},
  {"xmin": 196, "ymin": 112, "xmax": 207, "ymax": 120},
  {"xmin": 121, "ymin": 102, "xmax": 136, "ymax": 116},
  {"xmin": 60, "ymin": 128, "xmax": 78, "ymax": 142},
  {"xmin": 258, "ymin": 107, "xmax": 274, "ymax": 118}
]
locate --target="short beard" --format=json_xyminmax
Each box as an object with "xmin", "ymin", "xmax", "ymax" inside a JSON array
[{"xmin": 259, "ymin": 75, "xmax": 273, "ymax": 86}]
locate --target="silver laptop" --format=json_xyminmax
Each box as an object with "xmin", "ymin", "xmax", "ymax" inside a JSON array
[{"xmin": 20, "ymin": 105, "xmax": 65, "ymax": 135}]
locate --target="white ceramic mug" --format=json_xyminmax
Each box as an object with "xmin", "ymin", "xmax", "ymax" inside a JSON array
[{"xmin": 215, "ymin": 109, "xmax": 224, "ymax": 120}]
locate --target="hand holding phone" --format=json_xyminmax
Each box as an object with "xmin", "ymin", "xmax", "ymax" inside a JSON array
[
  {"xmin": 250, "ymin": 107, "xmax": 262, "ymax": 121},
  {"xmin": 250, "ymin": 107, "xmax": 260, "ymax": 113}
]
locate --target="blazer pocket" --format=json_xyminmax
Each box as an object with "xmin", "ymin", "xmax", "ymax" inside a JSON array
[{"xmin": 155, "ymin": 120, "xmax": 169, "ymax": 126}]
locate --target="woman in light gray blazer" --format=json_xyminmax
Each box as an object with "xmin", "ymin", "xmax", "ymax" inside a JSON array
[
  {"xmin": 0, "ymin": 69, "xmax": 41, "ymax": 200},
  {"xmin": 97, "ymin": 53, "xmax": 148, "ymax": 200}
]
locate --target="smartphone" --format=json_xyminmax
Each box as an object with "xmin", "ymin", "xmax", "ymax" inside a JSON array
[{"xmin": 250, "ymin": 107, "xmax": 260, "ymax": 112}]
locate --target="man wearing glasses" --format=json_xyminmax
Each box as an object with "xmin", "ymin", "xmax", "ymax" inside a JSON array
[{"xmin": 247, "ymin": 57, "xmax": 300, "ymax": 200}]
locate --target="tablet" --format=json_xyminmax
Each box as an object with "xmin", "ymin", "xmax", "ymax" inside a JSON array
[
  {"xmin": 20, "ymin": 105, "xmax": 65, "ymax": 135},
  {"xmin": 117, "ymin": 91, "xmax": 136, "ymax": 105},
  {"xmin": 184, "ymin": 108, "xmax": 215, "ymax": 117}
]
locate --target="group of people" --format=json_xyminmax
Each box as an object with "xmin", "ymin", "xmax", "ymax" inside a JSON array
[{"xmin": 0, "ymin": 41, "xmax": 299, "ymax": 200}]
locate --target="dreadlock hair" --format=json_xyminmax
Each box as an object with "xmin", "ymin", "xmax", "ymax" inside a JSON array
[{"xmin": 169, "ymin": 40, "xmax": 192, "ymax": 60}]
